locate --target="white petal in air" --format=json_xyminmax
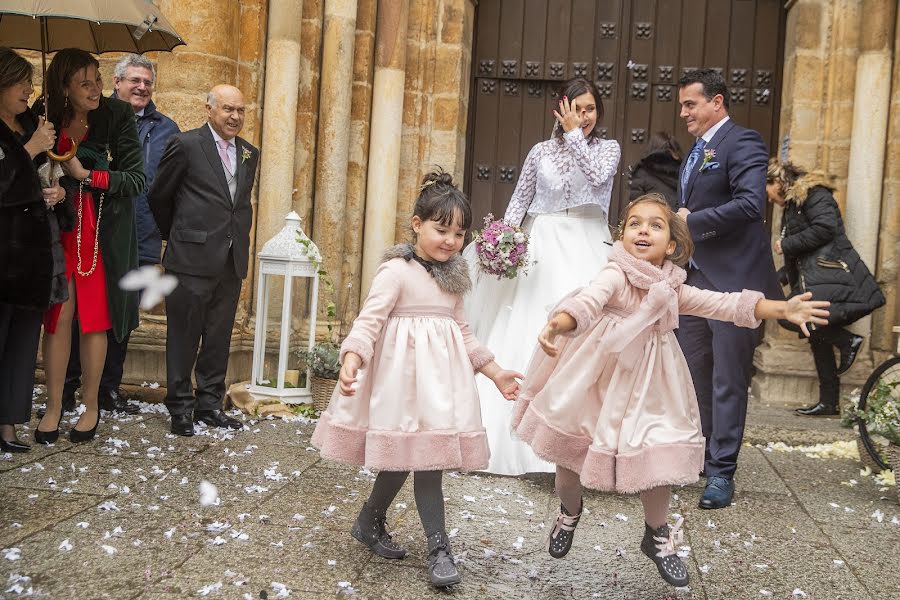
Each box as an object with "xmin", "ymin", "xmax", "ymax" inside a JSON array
[{"xmin": 119, "ymin": 266, "xmax": 178, "ymax": 310}]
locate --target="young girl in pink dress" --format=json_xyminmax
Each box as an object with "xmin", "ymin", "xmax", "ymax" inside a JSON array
[
  {"xmin": 512, "ymin": 194, "xmax": 829, "ymax": 587},
  {"xmin": 311, "ymin": 171, "xmax": 521, "ymax": 588}
]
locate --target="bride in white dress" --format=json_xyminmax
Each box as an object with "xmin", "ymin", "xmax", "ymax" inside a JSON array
[{"xmin": 465, "ymin": 78, "xmax": 621, "ymax": 475}]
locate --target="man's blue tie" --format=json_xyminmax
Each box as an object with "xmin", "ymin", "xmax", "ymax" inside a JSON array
[{"xmin": 680, "ymin": 138, "xmax": 706, "ymax": 206}]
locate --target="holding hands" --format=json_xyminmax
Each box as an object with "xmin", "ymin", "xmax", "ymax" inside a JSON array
[{"xmin": 339, "ymin": 352, "xmax": 523, "ymax": 401}]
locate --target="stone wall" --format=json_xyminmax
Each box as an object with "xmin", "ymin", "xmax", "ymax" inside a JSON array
[
  {"xmin": 128, "ymin": 0, "xmax": 474, "ymax": 387},
  {"xmin": 753, "ymin": 0, "xmax": 900, "ymax": 407}
]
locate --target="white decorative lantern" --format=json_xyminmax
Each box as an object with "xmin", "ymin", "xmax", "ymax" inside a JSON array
[{"xmin": 249, "ymin": 211, "xmax": 320, "ymax": 403}]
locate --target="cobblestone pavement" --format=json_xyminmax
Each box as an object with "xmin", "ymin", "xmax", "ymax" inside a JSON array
[{"xmin": 1, "ymin": 396, "xmax": 898, "ymax": 599}]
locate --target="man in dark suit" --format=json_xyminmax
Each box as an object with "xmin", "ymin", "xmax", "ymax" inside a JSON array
[
  {"xmin": 148, "ymin": 85, "xmax": 259, "ymax": 436},
  {"xmin": 675, "ymin": 69, "xmax": 781, "ymax": 509}
]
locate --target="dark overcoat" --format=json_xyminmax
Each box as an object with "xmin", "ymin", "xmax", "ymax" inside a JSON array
[
  {"xmin": 779, "ymin": 179, "xmax": 885, "ymax": 326},
  {"xmin": 0, "ymin": 111, "xmax": 66, "ymax": 310}
]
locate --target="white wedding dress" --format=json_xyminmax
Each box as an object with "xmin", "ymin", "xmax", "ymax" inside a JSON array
[{"xmin": 465, "ymin": 129, "xmax": 620, "ymax": 475}]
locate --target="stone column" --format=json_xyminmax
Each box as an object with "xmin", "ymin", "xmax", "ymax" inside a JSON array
[
  {"xmin": 873, "ymin": 5, "xmax": 900, "ymax": 356},
  {"xmin": 256, "ymin": 0, "xmax": 304, "ymax": 254},
  {"xmin": 312, "ymin": 0, "xmax": 359, "ymax": 308},
  {"xmin": 844, "ymin": 0, "xmax": 896, "ymax": 338},
  {"xmin": 361, "ymin": 1, "xmax": 410, "ymax": 293}
]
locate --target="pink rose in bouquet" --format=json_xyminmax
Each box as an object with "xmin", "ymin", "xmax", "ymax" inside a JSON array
[{"xmin": 472, "ymin": 214, "xmax": 532, "ymax": 279}]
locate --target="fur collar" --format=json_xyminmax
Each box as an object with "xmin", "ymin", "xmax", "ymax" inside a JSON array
[
  {"xmin": 381, "ymin": 243, "xmax": 472, "ymax": 295},
  {"xmin": 609, "ymin": 241, "xmax": 686, "ymax": 291},
  {"xmin": 785, "ymin": 173, "xmax": 835, "ymax": 206}
]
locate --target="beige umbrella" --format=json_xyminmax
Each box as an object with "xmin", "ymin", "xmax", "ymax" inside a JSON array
[{"xmin": 0, "ymin": 0, "xmax": 185, "ymax": 159}]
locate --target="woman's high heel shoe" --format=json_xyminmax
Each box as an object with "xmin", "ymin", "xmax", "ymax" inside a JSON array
[
  {"xmin": 69, "ymin": 411, "xmax": 100, "ymax": 443},
  {"xmin": 34, "ymin": 411, "xmax": 64, "ymax": 445}
]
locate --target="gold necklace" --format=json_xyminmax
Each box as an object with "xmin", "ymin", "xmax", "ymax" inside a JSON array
[{"xmin": 75, "ymin": 179, "xmax": 104, "ymax": 277}]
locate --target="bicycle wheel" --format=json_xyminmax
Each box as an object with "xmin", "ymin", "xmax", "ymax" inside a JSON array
[{"xmin": 857, "ymin": 355, "xmax": 900, "ymax": 471}]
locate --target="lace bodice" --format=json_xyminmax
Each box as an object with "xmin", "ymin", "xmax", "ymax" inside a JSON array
[{"xmin": 503, "ymin": 129, "xmax": 621, "ymax": 226}]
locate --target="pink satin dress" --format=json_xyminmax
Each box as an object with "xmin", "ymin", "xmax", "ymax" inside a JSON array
[
  {"xmin": 312, "ymin": 254, "xmax": 495, "ymax": 472},
  {"xmin": 512, "ymin": 242, "xmax": 763, "ymax": 493}
]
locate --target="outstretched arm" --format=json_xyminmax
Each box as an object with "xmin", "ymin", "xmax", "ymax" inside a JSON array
[{"xmin": 755, "ymin": 291, "xmax": 830, "ymax": 337}]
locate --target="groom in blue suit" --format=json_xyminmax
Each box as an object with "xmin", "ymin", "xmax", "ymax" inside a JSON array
[{"xmin": 675, "ymin": 69, "xmax": 781, "ymax": 509}]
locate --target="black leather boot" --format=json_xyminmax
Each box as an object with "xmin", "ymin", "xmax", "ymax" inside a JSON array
[
  {"xmin": 426, "ymin": 531, "xmax": 461, "ymax": 587},
  {"xmin": 795, "ymin": 402, "xmax": 839, "ymax": 416},
  {"xmin": 350, "ymin": 503, "xmax": 406, "ymax": 559},
  {"xmin": 837, "ymin": 334, "xmax": 864, "ymax": 375},
  {"xmin": 641, "ymin": 519, "xmax": 689, "ymax": 587}
]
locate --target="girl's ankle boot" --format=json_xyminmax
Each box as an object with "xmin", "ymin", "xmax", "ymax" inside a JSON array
[
  {"xmin": 426, "ymin": 531, "xmax": 460, "ymax": 587},
  {"xmin": 350, "ymin": 502, "xmax": 406, "ymax": 559},
  {"xmin": 547, "ymin": 500, "xmax": 582, "ymax": 558},
  {"xmin": 640, "ymin": 519, "xmax": 689, "ymax": 587}
]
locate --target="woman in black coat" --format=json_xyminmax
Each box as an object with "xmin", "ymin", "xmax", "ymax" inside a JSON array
[
  {"xmin": 628, "ymin": 131, "xmax": 682, "ymax": 212},
  {"xmin": 0, "ymin": 48, "xmax": 67, "ymax": 451},
  {"xmin": 767, "ymin": 160, "xmax": 885, "ymax": 416}
]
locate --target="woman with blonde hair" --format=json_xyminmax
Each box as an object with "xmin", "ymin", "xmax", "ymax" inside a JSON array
[{"xmin": 766, "ymin": 159, "xmax": 885, "ymax": 416}]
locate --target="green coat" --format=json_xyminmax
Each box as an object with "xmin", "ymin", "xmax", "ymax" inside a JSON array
[{"xmin": 76, "ymin": 97, "xmax": 145, "ymax": 342}]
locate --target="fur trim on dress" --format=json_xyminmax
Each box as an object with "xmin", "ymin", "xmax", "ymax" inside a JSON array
[
  {"xmin": 735, "ymin": 289, "xmax": 764, "ymax": 328},
  {"xmin": 312, "ymin": 411, "xmax": 490, "ymax": 472},
  {"xmin": 511, "ymin": 399, "xmax": 703, "ymax": 493},
  {"xmin": 381, "ymin": 243, "xmax": 472, "ymax": 295}
]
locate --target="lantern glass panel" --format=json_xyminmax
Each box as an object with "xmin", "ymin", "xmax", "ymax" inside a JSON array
[{"xmin": 255, "ymin": 274, "xmax": 308, "ymax": 389}]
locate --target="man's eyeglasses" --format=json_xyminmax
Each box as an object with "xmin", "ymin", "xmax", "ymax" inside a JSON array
[{"xmin": 124, "ymin": 77, "xmax": 154, "ymax": 87}]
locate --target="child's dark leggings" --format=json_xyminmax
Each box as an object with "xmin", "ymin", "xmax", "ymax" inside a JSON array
[{"xmin": 366, "ymin": 470, "xmax": 445, "ymax": 536}]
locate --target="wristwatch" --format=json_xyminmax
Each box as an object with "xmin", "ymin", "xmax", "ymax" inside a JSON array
[{"xmin": 81, "ymin": 175, "xmax": 92, "ymax": 187}]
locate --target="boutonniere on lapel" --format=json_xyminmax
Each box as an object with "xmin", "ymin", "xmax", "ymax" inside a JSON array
[
  {"xmin": 698, "ymin": 148, "xmax": 719, "ymax": 172},
  {"xmin": 241, "ymin": 146, "xmax": 252, "ymax": 164}
]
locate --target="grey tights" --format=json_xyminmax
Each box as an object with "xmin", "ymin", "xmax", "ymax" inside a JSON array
[{"xmin": 366, "ymin": 470, "xmax": 446, "ymax": 536}]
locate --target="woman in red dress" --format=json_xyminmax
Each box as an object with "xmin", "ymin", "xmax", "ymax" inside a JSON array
[{"xmin": 35, "ymin": 49, "xmax": 144, "ymax": 444}]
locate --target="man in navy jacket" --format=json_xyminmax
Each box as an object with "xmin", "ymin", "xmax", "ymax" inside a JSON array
[
  {"xmin": 675, "ymin": 69, "xmax": 781, "ymax": 510},
  {"xmin": 62, "ymin": 54, "xmax": 180, "ymax": 413}
]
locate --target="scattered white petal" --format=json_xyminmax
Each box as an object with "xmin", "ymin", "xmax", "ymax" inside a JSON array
[
  {"xmin": 759, "ymin": 591, "xmax": 773, "ymax": 598},
  {"xmin": 76, "ymin": 522, "xmax": 89, "ymax": 529},
  {"xmin": 615, "ymin": 513, "xmax": 628, "ymax": 522},
  {"xmin": 463, "ymin": 495, "xmax": 476, "ymax": 502},
  {"xmin": 792, "ymin": 589, "xmax": 807, "ymax": 598},
  {"xmin": 197, "ymin": 582, "xmax": 223, "ymax": 596},
  {"xmin": 872, "ymin": 509, "xmax": 885, "ymax": 523},
  {"xmin": 199, "ymin": 480, "xmax": 220, "ymax": 507},
  {"xmin": 100, "ymin": 544, "xmax": 117, "ymax": 555},
  {"xmin": 3, "ymin": 548, "xmax": 22, "ymax": 561},
  {"xmin": 700, "ymin": 564, "xmax": 711, "ymax": 574},
  {"xmin": 512, "ymin": 536, "xmax": 524, "ymax": 550},
  {"xmin": 98, "ymin": 500, "xmax": 120, "ymax": 511},
  {"xmin": 833, "ymin": 559, "xmax": 845, "ymax": 567}
]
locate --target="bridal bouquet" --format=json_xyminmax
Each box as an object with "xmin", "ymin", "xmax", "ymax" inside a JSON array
[{"xmin": 472, "ymin": 214, "xmax": 532, "ymax": 279}]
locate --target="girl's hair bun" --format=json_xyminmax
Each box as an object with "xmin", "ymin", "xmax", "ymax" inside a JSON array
[{"xmin": 421, "ymin": 169, "xmax": 456, "ymax": 190}]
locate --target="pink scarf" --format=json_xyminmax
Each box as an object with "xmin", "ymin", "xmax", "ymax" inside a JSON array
[{"xmin": 602, "ymin": 242, "xmax": 686, "ymax": 369}]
